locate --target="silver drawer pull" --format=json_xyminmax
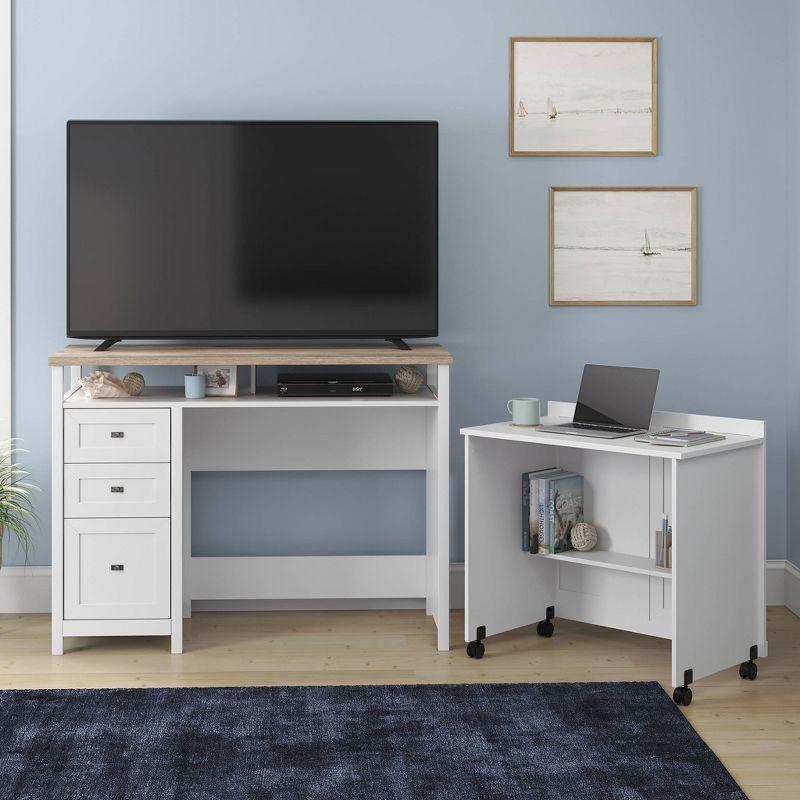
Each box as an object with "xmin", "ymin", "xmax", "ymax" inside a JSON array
[
  {"xmin": 110, "ymin": 564, "xmax": 124, "ymax": 572},
  {"xmin": 110, "ymin": 486, "xmax": 125, "ymax": 494},
  {"xmin": 110, "ymin": 431, "xmax": 125, "ymax": 439}
]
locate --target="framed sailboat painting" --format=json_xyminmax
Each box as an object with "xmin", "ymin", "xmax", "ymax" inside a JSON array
[
  {"xmin": 550, "ymin": 187, "xmax": 697, "ymax": 306},
  {"xmin": 510, "ymin": 37, "xmax": 658, "ymax": 156}
]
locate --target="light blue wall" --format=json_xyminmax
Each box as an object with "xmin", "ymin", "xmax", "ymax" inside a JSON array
[
  {"xmin": 191, "ymin": 471, "xmax": 426, "ymax": 557},
  {"xmin": 787, "ymin": 0, "xmax": 800, "ymax": 568},
  {"xmin": 10, "ymin": 0, "xmax": 796, "ymax": 566}
]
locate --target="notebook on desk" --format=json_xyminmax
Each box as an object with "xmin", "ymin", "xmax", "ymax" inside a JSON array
[{"xmin": 635, "ymin": 428, "xmax": 726, "ymax": 447}]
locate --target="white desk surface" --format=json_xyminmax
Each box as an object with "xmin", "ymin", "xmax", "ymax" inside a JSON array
[{"xmin": 460, "ymin": 415, "xmax": 764, "ymax": 460}]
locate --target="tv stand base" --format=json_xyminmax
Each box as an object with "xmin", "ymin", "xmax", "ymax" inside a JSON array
[
  {"xmin": 95, "ymin": 338, "xmax": 121, "ymax": 352},
  {"xmin": 385, "ymin": 337, "xmax": 412, "ymax": 351}
]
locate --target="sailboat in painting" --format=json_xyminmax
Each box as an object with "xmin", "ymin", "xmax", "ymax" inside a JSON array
[
  {"xmin": 517, "ymin": 100, "xmax": 528, "ymax": 118},
  {"xmin": 640, "ymin": 229, "xmax": 660, "ymax": 256},
  {"xmin": 547, "ymin": 96, "xmax": 557, "ymax": 119}
]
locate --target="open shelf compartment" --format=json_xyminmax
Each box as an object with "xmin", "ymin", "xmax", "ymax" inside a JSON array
[{"xmin": 465, "ymin": 434, "xmax": 673, "ymax": 643}]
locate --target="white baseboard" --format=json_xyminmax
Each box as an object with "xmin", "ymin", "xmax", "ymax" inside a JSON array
[
  {"xmin": 765, "ymin": 559, "xmax": 800, "ymax": 616},
  {"xmin": 785, "ymin": 560, "xmax": 800, "ymax": 617},
  {"xmin": 450, "ymin": 562, "xmax": 465, "ymax": 609},
  {"xmin": 766, "ymin": 560, "xmax": 787, "ymax": 605},
  {"xmin": 0, "ymin": 566, "xmax": 51, "ymax": 613},
  {"xmin": 0, "ymin": 561, "xmax": 793, "ymax": 616}
]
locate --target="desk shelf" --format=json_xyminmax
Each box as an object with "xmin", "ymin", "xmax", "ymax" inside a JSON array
[
  {"xmin": 532, "ymin": 549, "xmax": 671, "ymax": 579},
  {"xmin": 63, "ymin": 385, "xmax": 441, "ymax": 408}
]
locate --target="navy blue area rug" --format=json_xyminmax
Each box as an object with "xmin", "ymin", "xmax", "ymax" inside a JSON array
[{"xmin": 0, "ymin": 681, "xmax": 745, "ymax": 800}]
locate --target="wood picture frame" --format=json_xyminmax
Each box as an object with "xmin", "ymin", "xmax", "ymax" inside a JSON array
[
  {"xmin": 549, "ymin": 187, "xmax": 697, "ymax": 306},
  {"xmin": 510, "ymin": 37, "xmax": 658, "ymax": 157}
]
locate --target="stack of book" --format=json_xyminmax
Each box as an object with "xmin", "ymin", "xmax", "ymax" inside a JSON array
[{"xmin": 522, "ymin": 468, "xmax": 584, "ymax": 555}]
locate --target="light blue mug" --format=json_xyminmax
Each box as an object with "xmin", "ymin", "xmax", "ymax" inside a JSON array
[
  {"xmin": 507, "ymin": 397, "xmax": 540, "ymax": 426},
  {"xmin": 184, "ymin": 374, "xmax": 206, "ymax": 399}
]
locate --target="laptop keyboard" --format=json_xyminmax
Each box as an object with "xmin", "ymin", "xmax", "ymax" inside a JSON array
[{"xmin": 571, "ymin": 422, "xmax": 639, "ymax": 433}]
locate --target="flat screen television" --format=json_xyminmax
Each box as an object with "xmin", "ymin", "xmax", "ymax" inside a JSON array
[{"xmin": 67, "ymin": 121, "xmax": 438, "ymax": 341}]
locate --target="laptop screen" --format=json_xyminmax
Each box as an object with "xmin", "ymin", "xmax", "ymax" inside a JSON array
[{"xmin": 573, "ymin": 365, "xmax": 660, "ymax": 429}]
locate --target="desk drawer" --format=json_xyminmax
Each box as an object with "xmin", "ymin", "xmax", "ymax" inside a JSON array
[
  {"xmin": 64, "ymin": 518, "xmax": 170, "ymax": 620},
  {"xmin": 64, "ymin": 463, "xmax": 170, "ymax": 518},
  {"xmin": 64, "ymin": 409, "xmax": 170, "ymax": 463}
]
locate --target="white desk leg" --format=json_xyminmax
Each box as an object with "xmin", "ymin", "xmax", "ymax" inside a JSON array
[
  {"xmin": 425, "ymin": 382, "xmax": 436, "ymax": 618},
  {"xmin": 182, "ymin": 465, "xmax": 192, "ymax": 619},
  {"xmin": 51, "ymin": 366, "xmax": 64, "ymax": 656},
  {"xmin": 68, "ymin": 366, "xmax": 81, "ymax": 390},
  {"xmin": 463, "ymin": 435, "xmax": 556, "ymax": 646},
  {"xmin": 671, "ymin": 445, "xmax": 765, "ymax": 689},
  {"xmin": 432, "ymin": 364, "xmax": 449, "ymax": 651},
  {"xmin": 170, "ymin": 407, "xmax": 183, "ymax": 654}
]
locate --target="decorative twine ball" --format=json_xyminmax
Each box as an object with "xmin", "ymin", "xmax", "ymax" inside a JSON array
[
  {"xmin": 571, "ymin": 522, "xmax": 598, "ymax": 552},
  {"xmin": 395, "ymin": 366, "xmax": 424, "ymax": 394},
  {"xmin": 122, "ymin": 371, "xmax": 145, "ymax": 396}
]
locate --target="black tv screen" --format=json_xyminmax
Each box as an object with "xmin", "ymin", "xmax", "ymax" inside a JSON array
[{"xmin": 67, "ymin": 121, "xmax": 438, "ymax": 339}]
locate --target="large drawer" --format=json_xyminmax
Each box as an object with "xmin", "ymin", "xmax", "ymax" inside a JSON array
[
  {"xmin": 64, "ymin": 518, "xmax": 170, "ymax": 620},
  {"xmin": 64, "ymin": 409, "xmax": 170, "ymax": 463},
  {"xmin": 64, "ymin": 463, "xmax": 171, "ymax": 519}
]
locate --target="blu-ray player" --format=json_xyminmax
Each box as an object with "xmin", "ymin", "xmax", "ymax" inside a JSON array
[{"xmin": 277, "ymin": 372, "xmax": 395, "ymax": 397}]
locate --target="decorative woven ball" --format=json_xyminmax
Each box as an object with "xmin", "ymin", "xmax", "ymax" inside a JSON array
[
  {"xmin": 571, "ymin": 522, "xmax": 597, "ymax": 552},
  {"xmin": 394, "ymin": 366, "xmax": 424, "ymax": 394},
  {"xmin": 122, "ymin": 371, "xmax": 145, "ymax": 396}
]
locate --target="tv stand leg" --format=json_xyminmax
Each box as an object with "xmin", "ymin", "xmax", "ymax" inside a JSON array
[
  {"xmin": 385, "ymin": 337, "xmax": 412, "ymax": 351},
  {"xmin": 95, "ymin": 338, "xmax": 121, "ymax": 352}
]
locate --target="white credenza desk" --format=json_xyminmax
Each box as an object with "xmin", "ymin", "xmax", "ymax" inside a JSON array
[
  {"xmin": 49, "ymin": 343, "xmax": 452, "ymax": 655},
  {"xmin": 461, "ymin": 402, "xmax": 766, "ymax": 705}
]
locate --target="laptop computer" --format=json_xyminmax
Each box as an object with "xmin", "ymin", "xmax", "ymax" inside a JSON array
[{"xmin": 540, "ymin": 364, "xmax": 660, "ymax": 439}]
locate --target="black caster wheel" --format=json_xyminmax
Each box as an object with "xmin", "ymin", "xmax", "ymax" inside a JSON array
[
  {"xmin": 466, "ymin": 640, "xmax": 485, "ymax": 659},
  {"xmin": 536, "ymin": 620, "xmax": 554, "ymax": 638},
  {"xmin": 739, "ymin": 660, "xmax": 758, "ymax": 680},
  {"xmin": 673, "ymin": 686, "xmax": 693, "ymax": 706}
]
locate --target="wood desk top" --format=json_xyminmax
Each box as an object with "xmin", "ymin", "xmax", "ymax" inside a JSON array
[{"xmin": 48, "ymin": 343, "xmax": 454, "ymax": 367}]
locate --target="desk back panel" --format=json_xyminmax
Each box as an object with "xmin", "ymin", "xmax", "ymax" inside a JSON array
[{"xmin": 183, "ymin": 407, "xmax": 429, "ymax": 472}]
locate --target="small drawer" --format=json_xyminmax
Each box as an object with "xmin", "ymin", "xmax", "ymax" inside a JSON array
[
  {"xmin": 64, "ymin": 463, "xmax": 171, "ymax": 519},
  {"xmin": 64, "ymin": 409, "xmax": 170, "ymax": 463},
  {"xmin": 64, "ymin": 518, "xmax": 170, "ymax": 620}
]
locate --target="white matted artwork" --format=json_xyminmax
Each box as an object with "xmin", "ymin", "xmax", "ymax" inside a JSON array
[
  {"xmin": 550, "ymin": 187, "xmax": 697, "ymax": 306},
  {"xmin": 510, "ymin": 37, "xmax": 657, "ymax": 156},
  {"xmin": 196, "ymin": 366, "xmax": 238, "ymax": 396}
]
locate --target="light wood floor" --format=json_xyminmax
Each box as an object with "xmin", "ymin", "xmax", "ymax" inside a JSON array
[{"xmin": 0, "ymin": 607, "xmax": 797, "ymax": 798}]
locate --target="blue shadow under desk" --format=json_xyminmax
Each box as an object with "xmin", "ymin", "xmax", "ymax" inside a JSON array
[{"xmin": 191, "ymin": 470, "xmax": 426, "ymax": 557}]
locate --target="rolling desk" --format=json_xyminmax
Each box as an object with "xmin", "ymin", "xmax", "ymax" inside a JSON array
[
  {"xmin": 49, "ymin": 343, "xmax": 452, "ymax": 655},
  {"xmin": 462, "ymin": 401, "xmax": 766, "ymax": 704}
]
